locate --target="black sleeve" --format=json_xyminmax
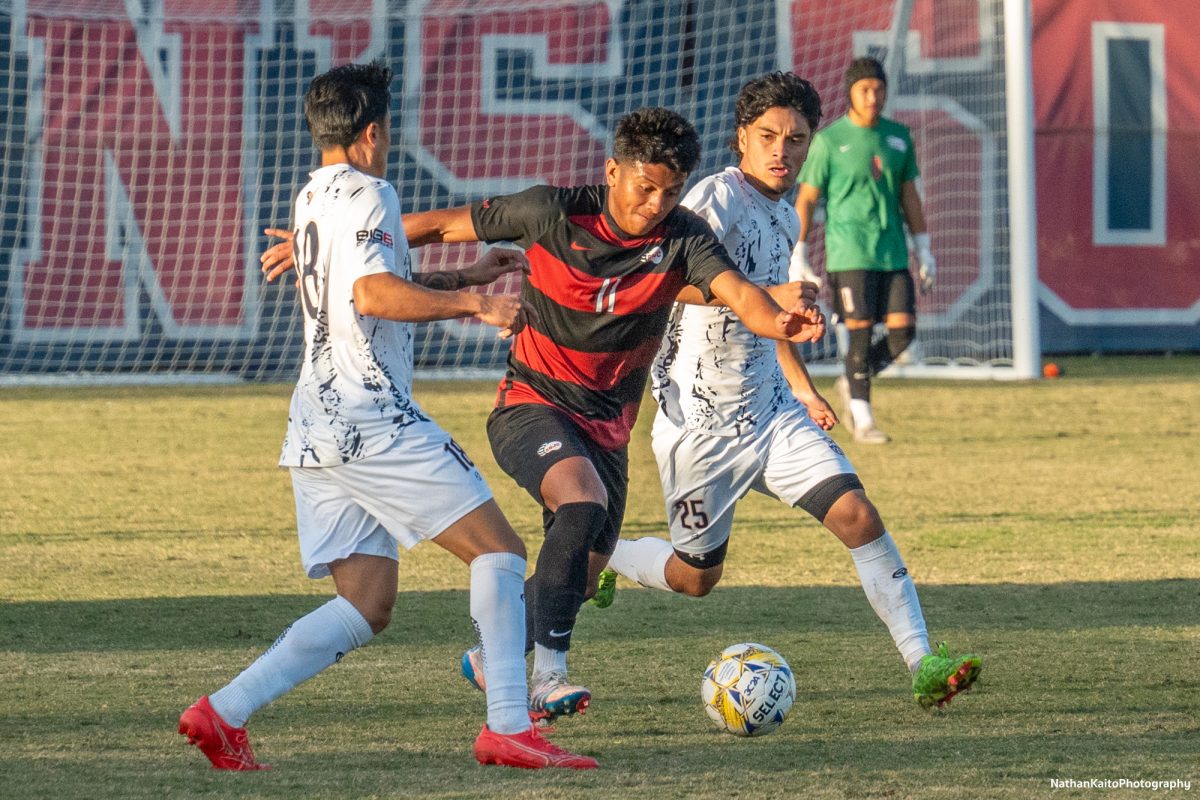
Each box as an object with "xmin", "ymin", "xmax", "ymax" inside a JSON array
[
  {"xmin": 677, "ymin": 210, "xmax": 736, "ymax": 302},
  {"xmin": 469, "ymin": 184, "xmax": 561, "ymax": 249}
]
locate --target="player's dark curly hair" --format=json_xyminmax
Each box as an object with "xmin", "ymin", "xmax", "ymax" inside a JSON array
[
  {"xmin": 304, "ymin": 59, "xmax": 392, "ymax": 150},
  {"xmin": 728, "ymin": 72, "xmax": 823, "ymax": 156},
  {"xmin": 612, "ymin": 107, "xmax": 701, "ymax": 175}
]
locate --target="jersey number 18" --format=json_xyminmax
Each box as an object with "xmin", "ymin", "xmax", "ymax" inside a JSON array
[{"xmin": 293, "ymin": 221, "xmax": 322, "ymax": 319}]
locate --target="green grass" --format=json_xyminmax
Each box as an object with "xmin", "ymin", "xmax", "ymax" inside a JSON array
[{"xmin": 2, "ymin": 355, "xmax": 1198, "ymax": 799}]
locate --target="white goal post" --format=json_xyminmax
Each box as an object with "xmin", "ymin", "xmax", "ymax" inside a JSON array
[{"xmin": 0, "ymin": 0, "xmax": 1038, "ymax": 384}]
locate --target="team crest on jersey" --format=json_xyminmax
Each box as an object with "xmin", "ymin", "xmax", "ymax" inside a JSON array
[
  {"xmin": 639, "ymin": 245, "xmax": 665, "ymax": 265},
  {"xmin": 886, "ymin": 135, "xmax": 907, "ymax": 153},
  {"xmin": 536, "ymin": 440, "xmax": 563, "ymax": 457},
  {"xmin": 356, "ymin": 228, "xmax": 395, "ymax": 248}
]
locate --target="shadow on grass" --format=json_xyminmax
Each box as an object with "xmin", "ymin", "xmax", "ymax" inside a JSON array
[{"xmin": 2, "ymin": 579, "xmax": 1196, "ymax": 654}]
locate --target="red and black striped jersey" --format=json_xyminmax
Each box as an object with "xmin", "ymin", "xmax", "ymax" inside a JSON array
[{"xmin": 471, "ymin": 184, "xmax": 734, "ymax": 450}]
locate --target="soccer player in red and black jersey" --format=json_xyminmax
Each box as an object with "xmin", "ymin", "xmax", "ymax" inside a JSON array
[
  {"xmin": 262, "ymin": 108, "xmax": 825, "ymax": 722},
  {"xmin": 399, "ymin": 108, "xmax": 826, "ymax": 721}
]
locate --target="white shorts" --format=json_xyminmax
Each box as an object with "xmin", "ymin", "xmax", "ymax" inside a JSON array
[
  {"xmin": 650, "ymin": 402, "xmax": 856, "ymax": 557},
  {"xmin": 290, "ymin": 420, "xmax": 493, "ymax": 578}
]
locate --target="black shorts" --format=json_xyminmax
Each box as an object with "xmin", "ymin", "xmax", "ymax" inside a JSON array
[
  {"xmin": 486, "ymin": 403, "xmax": 627, "ymax": 556},
  {"xmin": 829, "ymin": 269, "xmax": 916, "ymax": 323}
]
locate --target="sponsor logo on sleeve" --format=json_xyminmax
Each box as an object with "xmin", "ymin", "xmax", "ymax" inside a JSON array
[{"xmin": 356, "ymin": 229, "xmax": 395, "ymax": 248}]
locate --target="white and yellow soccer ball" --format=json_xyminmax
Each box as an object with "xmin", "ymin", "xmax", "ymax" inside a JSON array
[{"xmin": 701, "ymin": 642, "xmax": 796, "ymax": 737}]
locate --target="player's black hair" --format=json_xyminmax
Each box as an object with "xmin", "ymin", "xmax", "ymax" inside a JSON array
[
  {"xmin": 844, "ymin": 56, "xmax": 887, "ymax": 96},
  {"xmin": 727, "ymin": 71, "xmax": 823, "ymax": 155},
  {"xmin": 304, "ymin": 59, "xmax": 393, "ymax": 150},
  {"xmin": 612, "ymin": 107, "xmax": 701, "ymax": 175}
]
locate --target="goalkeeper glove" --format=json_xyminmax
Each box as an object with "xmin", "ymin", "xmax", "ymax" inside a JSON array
[
  {"xmin": 788, "ymin": 242, "xmax": 822, "ymax": 289},
  {"xmin": 913, "ymin": 232, "xmax": 936, "ymax": 293}
]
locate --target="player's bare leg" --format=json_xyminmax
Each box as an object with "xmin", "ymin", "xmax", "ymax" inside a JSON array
[{"xmin": 605, "ymin": 536, "xmax": 723, "ymax": 598}]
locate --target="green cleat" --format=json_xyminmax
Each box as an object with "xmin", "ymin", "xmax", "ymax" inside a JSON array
[
  {"xmin": 912, "ymin": 642, "xmax": 982, "ymax": 709},
  {"xmin": 588, "ymin": 568, "xmax": 617, "ymax": 609}
]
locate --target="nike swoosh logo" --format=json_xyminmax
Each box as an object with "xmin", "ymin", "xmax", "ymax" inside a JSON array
[
  {"xmin": 839, "ymin": 144, "xmax": 852, "ymax": 152},
  {"xmin": 570, "ymin": 242, "xmax": 592, "ymax": 251},
  {"xmin": 548, "ymin": 628, "xmax": 572, "ymax": 637}
]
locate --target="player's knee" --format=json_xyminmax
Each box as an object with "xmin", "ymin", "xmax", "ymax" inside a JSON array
[
  {"xmin": 538, "ymin": 502, "xmax": 608, "ymax": 590},
  {"xmin": 887, "ymin": 325, "xmax": 916, "ymax": 360},
  {"xmin": 689, "ymin": 570, "xmax": 722, "ymax": 597},
  {"xmin": 823, "ymin": 489, "xmax": 885, "ymax": 548},
  {"xmin": 669, "ymin": 545, "xmax": 726, "ymax": 596},
  {"xmin": 360, "ymin": 602, "xmax": 393, "ymax": 634},
  {"xmin": 669, "ymin": 566, "xmax": 722, "ymax": 597}
]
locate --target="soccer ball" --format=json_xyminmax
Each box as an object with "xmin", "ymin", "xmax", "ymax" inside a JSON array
[{"xmin": 701, "ymin": 642, "xmax": 796, "ymax": 737}]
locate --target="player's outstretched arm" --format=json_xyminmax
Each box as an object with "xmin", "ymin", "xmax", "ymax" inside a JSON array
[
  {"xmin": 674, "ymin": 279, "xmax": 818, "ymax": 308},
  {"xmin": 708, "ymin": 270, "xmax": 826, "ymax": 344},
  {"xmin": 261, "ymin": 223, "xmax": 525, "ymax": 289},
  {"xmin": 403, "ymin": 206, "xmax": 478, "ymax": 247},
  {"xmin": 776, "ymin": 341, "xmax": 837, "ymax": 430},
  {"xmin": 353, "ymin": 273, "xmax": 533, "ymax": 338}
]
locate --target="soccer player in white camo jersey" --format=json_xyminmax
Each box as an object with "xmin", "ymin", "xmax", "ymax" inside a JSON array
[
  {"xmin": 178, "ymin": 61, "xmax": 596, "ymax": 770},
  {"xmin": 602, "ymin": 72, "xmax": 980, "ymax": 710}
]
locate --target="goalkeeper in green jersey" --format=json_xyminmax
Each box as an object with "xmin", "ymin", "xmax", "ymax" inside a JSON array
[{"xmin": 791, "ymin": 57, "xmax": 936, "ymax": 444}]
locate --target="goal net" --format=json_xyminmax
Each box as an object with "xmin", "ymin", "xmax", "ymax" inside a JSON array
[{"xmin": 0, "ymin": 0, "xmax": 1022, "ymax": 382}]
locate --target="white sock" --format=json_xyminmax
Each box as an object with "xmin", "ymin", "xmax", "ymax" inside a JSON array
[
  {"xmin": 532, "ymin": 643, "xmax": 568, "ymax": 682},
  {"xmin": 848, "ymin": 532, "xmax": 931, "ymax": 670},
  {"xmin": 470, "ymin": 552, "xmax": 530, "ymax": 735},
  {"xmin": 850, "ymin": 399, "xmax": 875, "ymax": 428},
  {"xmin": 209, "ymin": 594, "xmax": 373, "ymax": 728},
  {"xmin": 607, "ymin": 537, "xmax": 674, "ymax": 591}
]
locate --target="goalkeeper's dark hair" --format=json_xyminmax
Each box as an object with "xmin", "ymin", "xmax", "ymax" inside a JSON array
[
  {"xmin": 304, "ymin": 60, "xmax": 393, "ymax": 150},
  {"xmin": 728, "ymin": 72, "xmax": 823, "ymax": 156},
  {"xmin": 612, "ymin": 107, "xmax": 701, "ymax": 175}
]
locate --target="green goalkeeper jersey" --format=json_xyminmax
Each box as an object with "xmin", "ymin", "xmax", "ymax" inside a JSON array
[{"xmin": 797, "ymin": 115, "xmax": 918, "ymax": 272}]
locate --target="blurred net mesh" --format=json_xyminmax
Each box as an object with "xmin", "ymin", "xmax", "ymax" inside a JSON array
[{"xmin": 0, "ymin": 0, "xmax": 1013, "ymax": 382}]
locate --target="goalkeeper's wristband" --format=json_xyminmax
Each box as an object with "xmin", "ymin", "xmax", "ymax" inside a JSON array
[{"xmin": 913, "ymin": 232, "xmax": 932, "ymax": 257}]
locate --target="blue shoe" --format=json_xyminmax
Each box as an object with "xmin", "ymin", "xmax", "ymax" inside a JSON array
[{"xmin": 461, "ymin": 645, "xmax": 486, "ymax": 692}]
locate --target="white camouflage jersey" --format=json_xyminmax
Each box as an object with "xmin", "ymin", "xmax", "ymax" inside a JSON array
[
  {"xmin": 652, "ymin": 167, "xmax": 798, "ymax": 436},
  {"xmin": 280, "ymin": 164, "xmax": 428, "ymax": 467}
]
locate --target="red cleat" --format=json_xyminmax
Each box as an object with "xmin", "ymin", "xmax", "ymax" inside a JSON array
[
  {"xmin": 178, "ymin": 696, "xmax": 270, "ymax": 771},
  {"xmin": 473, "ymin": 724, "xmax": 598, "ymax": 770}
]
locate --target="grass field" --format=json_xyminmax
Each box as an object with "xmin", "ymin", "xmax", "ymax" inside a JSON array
[{"xmin": 2, "ymin": 355, "xmax": 1198, "ymax": 799}]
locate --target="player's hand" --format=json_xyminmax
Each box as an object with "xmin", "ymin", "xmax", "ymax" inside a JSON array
[
  {"xmin": 475, "ymin": 294, "xmax": 537, "ymax": 339},
  {"xmin": 462, "ymin": 247, "xmax": 530, "ymax": 287},
  {"xmin": 261, "ymin": 228, "xmax": 297, "ymax": 283},
  {"xmin": 793, "ymin": 391, "xmax": 838, "ymax": 430},
  {"xmin": 788, "ymin": 242, "xmax": 822, "ymax": 289},
  {"xmin": 913, "ymin": 232, "xmax": 936, "ymax": 294},
  {"xmin": 767, "ymin": 280, "xmax": 820, "ymax": 310},
  {"xmin": 778, "ymin": 298, "xmax": 826, "ymax": 344}
]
